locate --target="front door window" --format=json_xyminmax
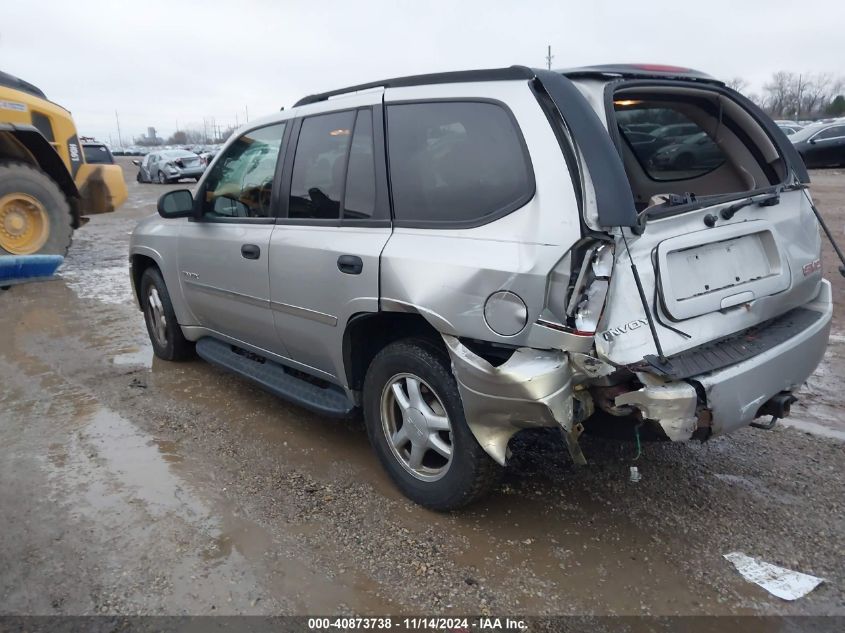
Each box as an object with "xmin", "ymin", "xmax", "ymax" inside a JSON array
[{"xmin": 201, "ymin": 123, "xmax": 287, "ymax": 218}]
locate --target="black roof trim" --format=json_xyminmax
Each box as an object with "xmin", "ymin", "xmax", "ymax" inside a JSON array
[
  {"xmin": 0, "ymin": 70, "xmax": 46, "ymax": 99},
  {"xmin": 293, "ymin": 66, "xmax": 534, "ymax": 107},
  {"xmin": 560, "ymin": 64, "xmax": 722, "ymax": 85}
]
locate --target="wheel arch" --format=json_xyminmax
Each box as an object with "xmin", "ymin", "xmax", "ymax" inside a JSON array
[
  {"xmin": 342, "ymin": 310, "xmax": 447, "ymax": 393},
  {"xmin": 130, "ymin": 252, "xmax": 162, "ymax": 310}
]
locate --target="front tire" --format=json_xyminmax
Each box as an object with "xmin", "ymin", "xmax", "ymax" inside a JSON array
[
  {"xmin": 157, "ymin": 171, "xmax": 168, "ymax": 185},
  {"xmin": 363, "ymin": 339, "xmax": 501, "ymax": 510},
  {"xmin": 139, "ymin": 267, "xmax": 193, "ymax": 361},
  {"xmin": 0, "ymin": 161, "xmax": 73, "ymax": 256}
]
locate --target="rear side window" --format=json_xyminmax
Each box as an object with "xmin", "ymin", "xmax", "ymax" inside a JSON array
[
  {"xmin": 815, "ymin": 125, "xmax": 845, "ymax": 140},
  {"xmin": 616, "ymin": 105, "xmax": 727, "ymax": 181},
  {"xmin": 386, "ymin": 101, "xmax": 533, "ymax": 226},
  {"xmin": 289, "ymin": 111, "xmax": 355, "ymax": 219},
  {"xmin": 343, "ymin": 110, "xmax": 376, "ymax": 220}
]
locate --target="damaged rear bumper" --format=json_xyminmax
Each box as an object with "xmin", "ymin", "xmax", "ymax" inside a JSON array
[
  {"xmin": 616, "ymin": 280, "xmax": 833, "ymax": 440},
  {"xmin": 442, "ymin": 335, "xmax": 574, "ymax": 465},
  {"xmin": 442, "ymin": 280, "xmax": 831, "ymax": 463},
  {"xmin": 697, "ymin": 279, "xmax": 832, "ymax": 436}
]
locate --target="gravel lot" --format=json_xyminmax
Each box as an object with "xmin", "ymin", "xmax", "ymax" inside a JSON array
[{"xmin": 1, "ymin": 158, "xmax": 843, "ymax": 617}]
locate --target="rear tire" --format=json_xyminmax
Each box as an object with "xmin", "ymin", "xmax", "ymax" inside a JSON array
[
  {"xmin": 139, "ymin": 267, "xmax": 193, "ymax": 361},
  {"xmin": 0, "ymin": 161, "xmax": 73, "ymax": 256},
  {"xmin": 363, "ymin": 339, "xmax": 501, "ymax": 511}
]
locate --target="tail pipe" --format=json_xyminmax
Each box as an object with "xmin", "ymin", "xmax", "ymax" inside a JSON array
[{"xmin": 751, "ymin": 391, "xmax": 798, "ymax": 430}]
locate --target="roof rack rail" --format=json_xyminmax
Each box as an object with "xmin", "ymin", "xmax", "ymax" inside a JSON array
[{"xmin": 293, "ymin": 65, "xmax": 535, "ymax": 107}]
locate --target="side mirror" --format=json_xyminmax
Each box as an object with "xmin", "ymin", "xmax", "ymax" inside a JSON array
[
  {"xmin": 809, "ymin": 138, "xmax": 817, "ymax": 144},
  {"xmin": 157, "ymin": 189, "xmax": 194, "ymax": 218},
  {"xmin": 132, "ymin": 159, "xmax": 141, "ymax": 166}
]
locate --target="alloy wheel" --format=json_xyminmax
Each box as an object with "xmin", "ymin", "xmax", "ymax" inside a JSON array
[
  {"xmin": 380, "ymin": 373, "xmax": 453, "ymax": 481},
  {"xmin": 146, "ymin": 286, "xmax": 168, "ymax": 346}
]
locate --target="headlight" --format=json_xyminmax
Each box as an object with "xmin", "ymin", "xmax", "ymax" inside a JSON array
[{"xmin": 166, "ymin": 162, "xmax": 178, "ymax": 171}]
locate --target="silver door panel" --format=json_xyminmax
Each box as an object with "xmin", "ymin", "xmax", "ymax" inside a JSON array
[
  {"xmin": 269, "ymin": 225, "xmax": 388, "ymax": 379},
  {"xmin": 177, "ymin": 222, "xmax": 284, "ymax": 355}
]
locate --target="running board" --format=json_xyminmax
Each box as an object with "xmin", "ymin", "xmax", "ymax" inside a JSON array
[{"xmin": 195, "ymin": 337, "xmax": 354, "ymax": 417}]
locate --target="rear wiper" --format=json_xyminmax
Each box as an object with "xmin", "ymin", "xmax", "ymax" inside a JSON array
[
  {"xmin": 719, "ymin": 192, "xmax": 780, "ymax": 220},
  {"xmin": 638, "ymin": 188, "xmax": 782, "ymax": 230}
]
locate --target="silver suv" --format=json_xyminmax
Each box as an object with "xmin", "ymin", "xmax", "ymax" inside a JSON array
[{"xmin": 130, "ymin": 64, "xmax": 832, "ymax": 510}]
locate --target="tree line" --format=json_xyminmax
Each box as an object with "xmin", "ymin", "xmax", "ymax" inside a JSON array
[
  {"xmin": 133, "ymin": 126, "xmax": 238, "ymax": 147},
  {"xmin": 726, "ymin": 72, "xmax": 845, "ymax": 120}
]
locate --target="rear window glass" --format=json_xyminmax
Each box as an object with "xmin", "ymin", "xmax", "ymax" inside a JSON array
[
  {"xmin": 386, "ymin": 101, "xmax": 532, "ymax": 226},
  {"xmin": 289, "ymin": 111, "xmax": 355, "ymax": 220},
  {"xmin": 616, "ymin": 104, "xmax": 727, "ymax": 181}
]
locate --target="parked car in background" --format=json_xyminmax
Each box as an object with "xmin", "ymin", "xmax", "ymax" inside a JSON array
[
  {"xmin": 622, "ymin": 130, "xmax": 661, "ymax": 161},
  {"xmin": 623, "ymin": 122, "xmax": 660, "ymax": 134},
  {"xmin": 778, "ymin": 124, "xmax": 803, "ymax": 136},
  {"xmin": 790, "ymin": 122, "xmax": 845, "ymax": 168},
  {"xmin": 130, "ymin": 64, "xmax": 830, "ymax": 510},
  {"xmin": 198, "ymin": 147, "xmax": 221, "ymax": 166},
  {"xmin": 649, "ymin": 131, "xmax": 724, "ymax": 171},
  {"xmin": 133, "ymin": 149, "xmax": 205, "ymax": 183},
  {"xmin": 650, "ymin": 122, "xmax": 700, "ymax": 147},
  {"xmin": 81, "ymin": 141, "xmax": 115, "ymax": 165}
]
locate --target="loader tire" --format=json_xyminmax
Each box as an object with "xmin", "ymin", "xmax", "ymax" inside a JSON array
[{"xmin": 0, "ymin": 161, "xmax": 73, "ymax": 256}]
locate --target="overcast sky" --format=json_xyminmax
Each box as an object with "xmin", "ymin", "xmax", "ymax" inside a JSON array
[{"xmin": 2, "ymin": 0, "xmax": 843, "ymax": 144}]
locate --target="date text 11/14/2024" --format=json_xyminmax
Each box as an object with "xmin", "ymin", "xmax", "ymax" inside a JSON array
[{"xmin": 308, "ymin": 617, "xmax": 528, "ymax": 630}]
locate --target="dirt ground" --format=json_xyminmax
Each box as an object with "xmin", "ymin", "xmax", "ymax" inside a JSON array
[{"xmin": 0, "ymin": 157, "xmax": 843, "ymax": 617}]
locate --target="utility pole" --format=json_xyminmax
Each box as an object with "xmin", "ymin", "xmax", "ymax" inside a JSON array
[
  {"xmin": 245, "ymin": 105, "xmax": 249, "ymax": 123},
  {"xmin": 115, "ymin": 110, "xmax": 123, "ymax": 148},
  {"xmin": 796, "ymin": 73, "xmax": 803, "ymax": 119},
  {"xmin": 545, "ymin": 45, "xmax": 554, "ymax": 70}
]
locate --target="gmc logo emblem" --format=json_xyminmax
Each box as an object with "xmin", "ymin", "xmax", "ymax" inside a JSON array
[{"xmin": 802, "ymin": 259, "xmax": 822, "ymax": 276}]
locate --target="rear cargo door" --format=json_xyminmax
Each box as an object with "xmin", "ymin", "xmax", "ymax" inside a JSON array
[{"xmin": 595, "ymin": 189, "xmax": 823, "ymax": 367}]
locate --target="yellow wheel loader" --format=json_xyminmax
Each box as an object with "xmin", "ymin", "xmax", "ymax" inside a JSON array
[{"xmin": 0, "ymin": 70, "xmax": 127, "ymax": 256}]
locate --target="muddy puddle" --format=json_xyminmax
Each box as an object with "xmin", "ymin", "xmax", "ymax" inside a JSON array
[{"xmin": 39, "ymin": 393, "xmax": 393, "ymax": 614}]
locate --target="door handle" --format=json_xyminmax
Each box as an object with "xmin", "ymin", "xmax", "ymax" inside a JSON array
[
  {"xmin": 337, "ymin": 254, "xmax": 363, "ymax": 275},
  {"xmin": 241, "ymin": 244, "xmax": 261, "ymax": 260}
]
